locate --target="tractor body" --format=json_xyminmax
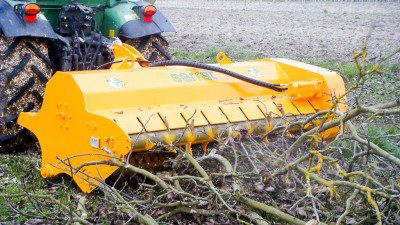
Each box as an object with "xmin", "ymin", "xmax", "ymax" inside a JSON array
[
  {"xmin": 1, "ymin": 0, "xmax": 174, "ymax": 40},
  {"xmin": 0, "ymin": 0, "xmax": 173, "ymax": 152},
  {"xmin": 0, "ymin": 0, "xmax": 174, "ymax": 71}
]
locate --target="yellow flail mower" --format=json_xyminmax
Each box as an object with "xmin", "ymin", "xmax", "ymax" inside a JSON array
[{"xmin": 18, "ymin": 44, "xmax": 346, "ymax": 193}]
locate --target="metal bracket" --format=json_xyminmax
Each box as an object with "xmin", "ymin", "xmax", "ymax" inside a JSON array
[
  {"xmin": 216, "ymin": 52, "xmax": 233, "ymax": 65},
  {"xmin": 289, "ymin": 80, "xmax": 324, "ymax": 99},
  {"xmin": 111, "ymin": 43, "xmax": 150, "ymax": 70}
]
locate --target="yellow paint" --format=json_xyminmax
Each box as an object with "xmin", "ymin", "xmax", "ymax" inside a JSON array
[
  {"xmin": 131, "ymin": 13, "xmax": 139, "ymax": 19},
  {"xmin": 216, "ymin": 52, "xmax": 233, "ymax": 64},
  {"xmin": 18, "ymin": 46, "xmax": 347, "ymax": 193},
  {"xmin": 109, "ymin": 29, "xmax": 115, "ymax": 38}
]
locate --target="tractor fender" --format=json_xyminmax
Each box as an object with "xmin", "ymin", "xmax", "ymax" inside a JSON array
[
  {"xmin": 102, "ymin": 1, "xmax": 175, "ymax": 39},
  {"xmin": 0, "ymin": 0, "xmax": 58, "ymax": 40}
]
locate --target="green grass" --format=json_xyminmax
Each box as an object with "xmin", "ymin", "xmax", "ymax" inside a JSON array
[
  {"xmin": 0, "ymin": 153, "xmax": 81, "ymax": 223},
  {"xmin": 172, "ymin": 45, "xmax": 262, "ymax": 63},
  {"xmin": 366, "ymin": 125, "xmax": 400, "ymax": 158},
  {"xmin": 304, "ymin": 59, "xmax": 359, "ymax": 79},
  {"xmin": 173, "ymin": 48, "xmax": 398, "ymax": 82},
  {"xmin": 172, "ymin": 48, "xmax": 363, "ymax": 80}
]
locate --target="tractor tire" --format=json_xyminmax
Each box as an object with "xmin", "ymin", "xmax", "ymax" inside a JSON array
[
  {"xmin": 122, "ymin": 34, "xmax": 172, "ymax": 61},
  {"xmin": 0, "ymin": 35, "xmax": 53, "ymax": 153}
]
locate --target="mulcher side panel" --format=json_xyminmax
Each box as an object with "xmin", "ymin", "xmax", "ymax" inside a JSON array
[
  {"xmin": 18, "ymin": 72, "xmax": 132, "ymax": 193},
  {"xmin": 0, "ymin": 0, "xmax": 58, "ymax": 39}
]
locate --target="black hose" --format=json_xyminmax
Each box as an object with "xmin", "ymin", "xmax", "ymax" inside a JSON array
[
  {"xmin": 95, "ymin": 60, "xmax": 123, "ymax": 70},
  {"xmin": 74, "ymin": 31, "xmax": 82, "ymax": 57},
  {"xmin": 89, "ymin": 36, "xmax": 102, "ymax": 70},
  {"xmin": 149, "ymin": 60, "xmax": 288, "ymax": 92},
  {"xmin": 83, "ymin": 39, "xmax": 92, "ymax": 70}
]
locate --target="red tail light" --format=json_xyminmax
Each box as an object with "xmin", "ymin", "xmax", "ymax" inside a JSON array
[
  {"xmin": 142, "ymin": 5, "xmax": 157, "ymax": 22},
  {"xmin": 24, "ymin": 4, "xmax": 40, "ymax": 23}
]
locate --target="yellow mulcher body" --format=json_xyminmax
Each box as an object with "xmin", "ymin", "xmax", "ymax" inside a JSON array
[{"xmin": 18, "ymin": 44, "xmax": 346, "ymax": 193}]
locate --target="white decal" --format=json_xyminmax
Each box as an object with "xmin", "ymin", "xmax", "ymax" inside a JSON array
[
  {"xmin": 248, "ymin": 68, "xmax": 263, "ymax": 78},
  {"xmin": 107, "ymin": 77, "xmax": 124, "ymax": 89},
  {"xmin": 90, "ymin": 137, "xmax": 100, "ymax": 149}
]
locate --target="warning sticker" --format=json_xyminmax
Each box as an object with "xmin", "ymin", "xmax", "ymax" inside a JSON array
[
  {"xmin": 107, "ymin": 77, "xmax": 125, "ymax": 89},
  {"xmin": 124, "ymin": 14, "xmax": 134, "ymax": 22},
  {"xmin": 124, "ymin": 14, "xmax": 140, "ymax": 22}
]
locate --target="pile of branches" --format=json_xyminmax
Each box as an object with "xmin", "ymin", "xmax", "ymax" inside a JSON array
[{"xmin": 1, "ymin": 45, "xmax": 399, "ymax": 224}]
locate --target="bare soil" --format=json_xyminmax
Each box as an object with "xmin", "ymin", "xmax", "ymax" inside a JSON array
[{"xmin": 158, "ymin": 1, "xmax": 400, "ymax": 61}]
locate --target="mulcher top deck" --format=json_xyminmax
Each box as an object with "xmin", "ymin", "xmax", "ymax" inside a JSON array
[{"xmin": 18, "ymin": 44, "xmax": 346, "ymax": 193}]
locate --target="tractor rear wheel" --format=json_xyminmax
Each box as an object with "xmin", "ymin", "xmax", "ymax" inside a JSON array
[
  {"xmin": 122, "ymin": 34, "xmax": 172, "ymax": 61},
  {"xmin": 0, "ymin": 35, "xmax": 53, "ymax": 153}
]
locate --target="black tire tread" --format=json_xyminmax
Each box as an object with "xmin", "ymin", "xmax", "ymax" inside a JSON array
[
  {"xmin": 25, "ymin": 42, "xmax": 57, "ymax": 70},
  {"xmin": 152, "ymin": 41, "xmax": 172, "ymax": 60},
  {"xmin": 2, "ymin": 38, "xmax": 21, "ymax": 58},
  {"xmin": 0, "ymin": 36, "xmax": 53, "ymax": 153},
  {"xmin": 122, "ymin": 34, "xmax": 172, "ymax": 61},
  {"xmin": 7, "ymin": 53, "xmax": 31, "ymax": 83}
]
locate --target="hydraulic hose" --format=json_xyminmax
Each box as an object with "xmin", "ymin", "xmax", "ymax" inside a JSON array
[{"xmin": 149, "ymin": 60, "xmax": 288, "ymax": 92}]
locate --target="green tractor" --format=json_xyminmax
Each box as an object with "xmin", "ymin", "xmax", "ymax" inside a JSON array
[{"xmin": 0, "ymin": 0, "xmax": 175, "ymax": 152}]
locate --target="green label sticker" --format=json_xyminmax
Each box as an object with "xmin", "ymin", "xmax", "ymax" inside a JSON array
[
  {"xmin": 170, "ymin": 71, "xmax": 218, "ymax": 83},
  {"xmin": 248, "ymin": 68, "xmax": 263, "ymax": 78}
]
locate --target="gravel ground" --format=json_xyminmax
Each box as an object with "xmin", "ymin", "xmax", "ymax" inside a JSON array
[{"xmin": 158, "ymin": 1, "xmax": 400, "ymax": 61}]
